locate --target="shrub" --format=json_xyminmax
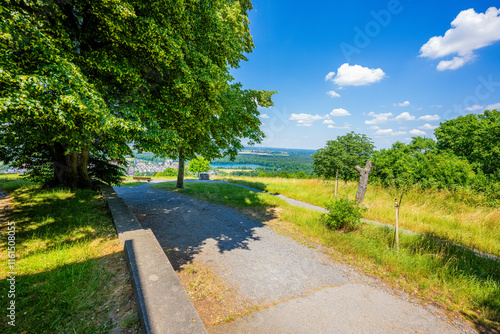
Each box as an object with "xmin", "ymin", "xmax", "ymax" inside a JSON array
[{"xmin": 322, "ymin": 197, "xmax": 365, "ymax": 231}]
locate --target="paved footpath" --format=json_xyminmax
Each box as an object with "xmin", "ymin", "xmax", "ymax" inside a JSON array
[{"xmin": 115, "ymin": 182, "xmax": 476, "ymax": 334}]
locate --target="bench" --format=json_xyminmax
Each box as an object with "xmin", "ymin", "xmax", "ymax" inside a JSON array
[{"xmin": 133, "ymin": 176, "xmax": 152, "ymax": 182}]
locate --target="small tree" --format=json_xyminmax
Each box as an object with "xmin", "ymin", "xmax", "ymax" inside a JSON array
[
  {"xmin": 313, "ymin": 132, "xmax": 374, "ymax": 183},
  {"xmin": 188, "ymin": 157, "xmax": 211, "ymax": 175}
]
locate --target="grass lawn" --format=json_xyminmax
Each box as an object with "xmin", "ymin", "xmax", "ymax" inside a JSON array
[
  {"xmin": 220, "ymin": 176, "xmax": 500, "ymax": 258},
  {"xmin": 152, "ymin": 181, "xmax": 500, "ymax": 331},
  {"xmin": 0, "ymin": 176, "xmax": 140, "ymax": 333}
]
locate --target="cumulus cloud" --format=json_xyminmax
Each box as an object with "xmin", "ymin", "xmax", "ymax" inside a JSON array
[
  {"xmin": 419, "ymin": 7, "xmax": 500, "ymax": 70},
  {"xmin": 325, "ymin": 72, "xmax": 336, "ymax": 81},
  {"xmin": 328, "ymin": 122, "xmax": 352, "ymax": 130},
  {"xmin": 375, "ymin": 129, "xmax": 407, "ymax": 136},
  {"xmin": 464, "ymin": 105, "xmax": 484, "ymax": 111},
  {"xmin": 365, "ymin": 112, "xmax": 393, "ymax": 124},
  {"xmin": 289, "ymin": 113, "xmax": 323, "ymax": 126},
  {"xmin": 330, "ymin": 108, "xmax": 351, "ymax": 116},
  {"xmin": 486, "ymin": 102, "xmax": 500, "ymax": 110},
  {"xmin": 323, "ymin": 119, "xmax": 335, "ymax": 125},
  {"xmin": 260, "ymin": 113, "xmax": 270, "ymax": 119},
  {"xmin": 437, "ymin": 56, "xmax": 471, "ymax": 71},
  {"xmin": 326, "ymin": 63, "xmax": 386, "ymax": 87},
  {"xmin": 418, "ymin": 114, "xmax": 441, "ymax": 121},
  {"xmin": 419, "ymin": 123, "xmax": 439, "ymax": 130},
  {"xmin": 394, "ymin": 101, "xmax": 410, "ymax": 107},
  {"xmin": 326, "ymin": 90, "xmax": 341, "ymax": 98},
  {"xmin": 410, "ymin": 129, "xmax": 427, "ymax": 136},
  {"xmin": 395, "ymin": 112, "xmax": 416, "ymax": 121}
]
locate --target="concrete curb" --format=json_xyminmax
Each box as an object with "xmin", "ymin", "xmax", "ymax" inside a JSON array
[{"xmin": 99, "ymin": 184, "xmax": 207, "ymax": 334}]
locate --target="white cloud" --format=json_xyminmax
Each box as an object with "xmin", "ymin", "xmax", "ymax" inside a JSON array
[
  {"xmin": 330, "ymin": 108, "xmax": 351, "ymax": 116},
  {"xmin": 375, "ymin": 128, "xmax": 407, "ymax": 136},
  {"xmin": 418, "ymin": 114, "xmax": 441, "ymax": 121},
  {"xmin": 464, "ymin": 105, "xmax": 484, "ymax": 111},
  {"xmin": 260, "ymin": 113, "xmax": 270, "ymax": 118},
  {"xmin": 329, "ymin": 122, "xmax": 352, "ymax": 129},
  {"xmin": 368, "ymin": 126, "xmax": 380, "ymax": 130},
  {"xmin": 394, "ymin": 100, "xmax": 410, "ymax": 107},
  {"xmin": 365, "ymin": 112, "xmax": 393, "ymax": 124},
  {"xmin": 419, "ymin": 123, "xmax": 439, "ymax": 130},
  {"xmin": 326, "ymin": 90, "xmax": 341, "ymax": 98},
  {"xmin": 437, "ymin": 56, "xmax": 472, "ymax": 71},
  {"xmin": 419, "ymin": 7, "xmax": 500, "ymax": 70},
  {"xmin": 323, "ymin": 119, "xmax": 335, "ymax": 125},
  {"xmin": 327, "ymin": 63, "xmax": 386, "ymax": 87},
  {"xmin": 410, "ymin": 129, "xmax": 427, "ymax": 136},
  {"xmin": 325, "ymin": 72, "xmax": 335, "ymax": 81},
  {"xmin": 486, "ymin": 102, "xmax": 500, "ymax": 110},
  {"xmin": 395, "ymin": 112, "xmax": 416, "ymax": 121},
  {"xmin": 289, "ymin": 113, "xmax": 323, "ymax": 126}
]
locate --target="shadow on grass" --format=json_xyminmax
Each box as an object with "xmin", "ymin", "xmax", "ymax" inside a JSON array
[
  {"xmin": 0, "ymin": 253, "xmax": 126, "ymax": 334},
  {"xmin": 223, "ymin": 178, "xmax": 269, "ymax": 193},
  {"xmin": 118, "ymin": 182, "xmax": 279, "ymax": 270},
  {"xmin": 0, "ymin": 187, "xmax": 114, "ymax": 256}
]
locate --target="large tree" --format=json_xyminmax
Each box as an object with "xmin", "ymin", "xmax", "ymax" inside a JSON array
[
  {"xmin": 434, "ymin": 110, "xmax": 500, "ymax": 176},
  {"xmin": 0, "ymin": 0, "xmax": 274, "ymax": 188},
  {"xmin": 313, "ymin": 132, "xmax": 375, "ymax": 182},
  {"xmin": 130, "ymin": 1, "xmax": 275, "ymax": 188}
]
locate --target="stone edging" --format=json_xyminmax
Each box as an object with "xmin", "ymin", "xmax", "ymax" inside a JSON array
[{"xmin": 99, "ymin": 184, "xmax": 207, "ymax": 334}]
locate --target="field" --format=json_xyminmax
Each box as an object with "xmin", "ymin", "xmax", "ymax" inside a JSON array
[
  {"xmin": 219, "ymin": 176, "xmax": 500, "ymax": 258},
  {"xmin": 152, "ymin": 179, "xmax": 500, "ymax": 331},
  {"xmin": 0, "ymin": 176, "xmax": 140, "ymax": 333}
]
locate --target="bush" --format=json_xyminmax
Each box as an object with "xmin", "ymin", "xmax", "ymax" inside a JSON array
[{"xmin": 322, "ymin": 197, "xmax": 365, "ymax": 231}]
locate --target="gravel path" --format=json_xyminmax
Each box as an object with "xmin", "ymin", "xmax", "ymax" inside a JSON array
[{"xmin": 114, "ymin": 182, "xmax": 476, "ymax": 333}]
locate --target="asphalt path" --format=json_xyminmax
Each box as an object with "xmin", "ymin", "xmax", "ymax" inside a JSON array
[{"xmin": 114, "ymin": 181, "xmax": 476, "ymax": 333}]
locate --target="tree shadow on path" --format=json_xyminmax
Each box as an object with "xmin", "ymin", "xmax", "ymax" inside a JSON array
[{"xmin": 115, "ymin": 183, "xmax": 279, "ymax": 270}]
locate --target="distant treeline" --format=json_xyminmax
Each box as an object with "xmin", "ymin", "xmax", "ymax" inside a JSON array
[{"xmin": 212, "ymin": 150, "xmax": 315, "ymax": 175}]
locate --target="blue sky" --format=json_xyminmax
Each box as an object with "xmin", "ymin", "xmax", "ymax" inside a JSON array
[{"xmin": 231, "ymin": 0, "xmax": 500, "ymax": 150}]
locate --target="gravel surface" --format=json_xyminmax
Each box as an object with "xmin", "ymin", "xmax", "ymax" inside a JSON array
[{"xmin": 114, "ymin": 182, "xmax": 477, "ymax": 333}]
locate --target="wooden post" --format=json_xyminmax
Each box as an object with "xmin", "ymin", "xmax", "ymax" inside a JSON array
[
  {"xmin": 395, "ymin": 198, "xmax": 399, "ymax": 252},
  {"xmin": 335, "ymin": 169, "xmax": 338, "ymax": 197}
]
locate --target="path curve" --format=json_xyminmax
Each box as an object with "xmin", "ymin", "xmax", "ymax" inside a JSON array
[{"xmin": 114, "ymin": 182, "xmax": 476, "ymax": 333}]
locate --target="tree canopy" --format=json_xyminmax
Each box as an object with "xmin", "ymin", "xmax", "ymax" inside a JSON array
[
  {"xmin": 0, "ymin": 0, "xmax": 275, "ymax": 188},
  {"xmin": 188, "ymin": 156, "xmax": 211, "ymax": 175},
  {"xmin": 434, "ymin": 110, "xmax": 500, "ymax": 176},
  {"xmin": 312, "ymin": 132, "xmax": 374, "ymax": 182}
]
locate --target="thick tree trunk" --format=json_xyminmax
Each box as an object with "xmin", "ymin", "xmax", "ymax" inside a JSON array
[
  {"xmin": 76, "ymin": 148, "xmax": 92, "ymax": 189},
  {"xmin": 50, "ymin": 144, "xmax": 92, "ymax": 189},
  {"xmin": 354, "ymin": 160, "xmax": 372, "ymax": 204},
  {"xmin": 176, "ymin": 149, "xmax": 185, "ymax": 189}
]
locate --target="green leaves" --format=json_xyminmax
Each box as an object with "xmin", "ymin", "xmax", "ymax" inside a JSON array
[{"xmin": 313, "ymin": 132, "xmax": 375, "ymax": 181}]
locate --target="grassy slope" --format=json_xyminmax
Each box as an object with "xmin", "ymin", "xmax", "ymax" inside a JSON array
[
  {"xmin": 0, "ymin": 177, "xmax": 140, "ymax": 333},
  {"xmin": 152, "ymin": 181, "xmax": 500, "ymax": 331},
  {"xmin": 221, "ymin": 177, "xmax": 500, "ymax": 257}
]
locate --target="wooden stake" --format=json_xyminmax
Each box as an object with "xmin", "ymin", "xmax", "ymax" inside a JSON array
[
  {"xmin": 335, "ymin": 169, "xmax": 338, "ymax": 197},
  {"xmin": 395, "ymin": 199, "xmax": 399, "ymax": 252}
]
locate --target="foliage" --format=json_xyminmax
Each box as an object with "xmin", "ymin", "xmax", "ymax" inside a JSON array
[
  {"xmin": 156, "ymin": 167, "xmax": 178, "ymax": 177},
  {"xmin": 313, "ymin": 132, "xmax": 375, "ymax": 182},
  {"xmin": 188, "ymin": 156, "xmax": 211, "ymax": 175},
  {"xmin": 371, "ymin": 137, "xmax": 476, "ymax": 190},
  {"xmin": 0, "ymin": 0, "xmax": 275, "ymax": 189},
  {"xmin": 322, "ymin": 197, "xmax": 365, "ymax": 231},
  {"xmin": 435, "ymin": 110, "xmax": 500, "ymax": 176}
]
